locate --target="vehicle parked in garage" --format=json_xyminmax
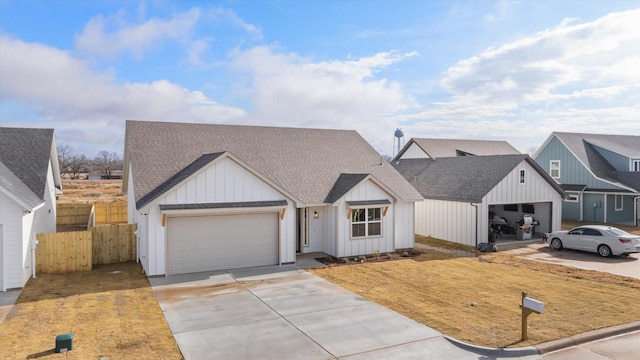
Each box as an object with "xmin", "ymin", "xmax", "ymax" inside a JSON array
[{"xmin": 544, "ymin": 225, "xmax": 640, "ymax": 257}]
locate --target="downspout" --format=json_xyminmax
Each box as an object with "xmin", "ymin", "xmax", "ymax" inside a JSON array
[
  {"xmin": 579, "ymin": 188, "xmax": 585, "ymax": 221},
  {"xmin": 603, "ymin": 194, "xmax": 608, "ymax": 224},
  {"xmin": 470, "ymin": 203, "xmax": 478, "ymax": 246}
]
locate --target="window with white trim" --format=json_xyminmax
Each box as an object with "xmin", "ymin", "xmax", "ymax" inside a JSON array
[
  {"xmin": 550, "ymin": 160, "xmax": 560, "ymax": 179},
  {"xmin": 633, "ymin": 160, "xmax": 640, "ymax": 172},
  {"xmin": 615, "ymin": 195, "xmax": 623, "ymax": 211},
  {"xmin": 565, "ymin": 192, "xmax": 579, "ymax": 202},
  {"xmin": 519, "ymin": 169, "xmax": 526, "ymax": 184},
  {"xmin": 351, "ymin": 207, "xmax": 382, "ymax": 238}
]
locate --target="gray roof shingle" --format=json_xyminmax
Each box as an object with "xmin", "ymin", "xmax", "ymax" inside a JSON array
[
  {"xmin": 124, "ymin": 121, "xmax": 422, "ymax": 209},
  {"xmin": 0, "ymin": 127, "xmax": 55, "ymax": 207},
  {"xmin": 324, "ymin": 173, "xmax": 369, "ymax": 204},
  {"xmin": 554, "ymin": 132, "xmax": 640, "ymax": 192},
  {"xmin": 0, "ymin": 161, "xmax": 43, "ymax": 208},
  {"xmin": 396, "ymin": 138, "xmax": 520, "ymax": 159},
  {"xmin": 393, "ymin": 154, "xmax": 564, "ymax": 202}
]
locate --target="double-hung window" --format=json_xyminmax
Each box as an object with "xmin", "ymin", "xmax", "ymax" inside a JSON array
[
  {"xmin": 550, "ymin": 160, "xmax": 560, "ymax": 179},
  {"xmin": 519, "ymin": 169, "xmax": 526, "ymax": 184},
  {"xmin": 351, "ymin": 207, "xmax": 382, "ymax": 238}
]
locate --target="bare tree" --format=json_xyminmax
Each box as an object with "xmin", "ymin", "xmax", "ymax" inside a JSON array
[
  {"xmin": 57, "ymin": 144, "xmax": 74, "ymax": 178},
  {"xmin": 68, "ymin": 154, "xmax": 88, "ymax": 179},
  {"xmin": 94, "ymin": 151, "xmax": 121, "ymax": 179}
]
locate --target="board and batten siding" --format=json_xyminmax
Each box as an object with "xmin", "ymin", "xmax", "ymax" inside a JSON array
[
  {"xmin": 484, "ymin": 161, "xmax": 559, "ymax": 205},
  {"xmin": 0, "ymin": 191, "xmax": 23, "ymax": 290},
  {"xmin": 139, "ymin": 156, "xmax": 295, "ymax": 276},
  {"xmin": 415, "ymin": 199, "xmax": 477, "ymax": 247},
  {"xmin": 0, "ymin": 162, "xmax": 57, "ymax": 290},
  {"xmin": 0, "ymin": 224, "xmax": 3, "ymax": 291},
  {"xmin": 26, "ymin": 162, "xmax": 58, "ymax": 284},
  {"xmin": 394, "ymin": 202, "xmax": 415, "ymax": 250},
  {"xmin": 398, "ymin": 142, "xmax": 429, "ymax": 159},
  {"xmin": 535, "ymin": 136, "xmax": 619, "ymax": 190},
  {"xmin": 591, "ymin": 144, "xmax": 630, "ymax": 171},
  {"xmin": 483, "ymin": 160, "xmax": 562, "ymax": 239},
  {"xmin": 336, "ymin": 179, "xmax": 395, "ymax": 257}
]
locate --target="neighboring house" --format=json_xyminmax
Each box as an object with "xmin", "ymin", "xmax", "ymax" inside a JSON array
[
  {"xmin": 123, "ymin": 120, "xmax": 422, "ymax": 276},
  {"xmin": 395, "ymin": 138, "xmax": 521, "ymax": 159},
  {"xmin": 393, "ymin": 138, "xmax": 565, "ymax": 247},
  {"xmin": 0, "ymin": 127, "xmax": 62, "ymax": 291},
  {"xmin": 534, "ymin": 132, "xmax": 640, "ymax": 226}
]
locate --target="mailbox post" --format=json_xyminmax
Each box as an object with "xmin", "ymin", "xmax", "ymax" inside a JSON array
[{"xmin": 520, "ymin": 291, "xmax": 544, "ymax": 341}]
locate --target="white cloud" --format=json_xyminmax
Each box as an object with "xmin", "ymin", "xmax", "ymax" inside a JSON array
[
  {"xmin": 206, "ymin": 7, "xmax": 263, "ymax": 40},
  {"xmin": 230, "ymin": 46, "xmax": 417, "ymax": 150},
  {"xmin": 403, "ymin": 9, "xmax": 640, "ymax": 152},
  {"xmin": 0, "ymin": 35, "xmax": 246, "ymax": 153},
  {"xmin": 440, "ymin": 9, "xmax": 640, "ymax": 108},
  {"xmin": 75, "ymin": 8, "xmax": 202, "ymax": 60}
]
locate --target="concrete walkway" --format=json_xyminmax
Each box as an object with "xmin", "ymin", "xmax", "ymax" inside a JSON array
[
  {"xmin": 0, "ymin": 289, "xmax": 21, "ymax": 325},
  {"xmin": 150, "ymin": 265, "xmax": 526, "ymax": 359}
]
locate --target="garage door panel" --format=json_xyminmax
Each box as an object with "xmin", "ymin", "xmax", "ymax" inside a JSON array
[{"xmin": 167, "ymin": 213, "xmax": 278, "ymax": 275}]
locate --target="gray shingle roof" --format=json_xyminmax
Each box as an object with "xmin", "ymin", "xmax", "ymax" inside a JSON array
[
  {"xmin": 136, "ymin": 152, "xmax": 224, "ymax": 209},
  {"xmin": 0, "ymin": 127, "xmax": 55, "ymax": 207},
  {"xmin": 124, "ymin": 121, "xmax": 422, "ymax": 209},
  {"xmin": 396, "ymin": 138, "xmax": 520, "ymax": 159},
  {"xmin": 0, "ymin": 161, "xmax": 43, "ymax": 208},
  {"xmin": 554, "ymin": 132, "xmax": 640, "ymax": 192},
  {"xmin": 393, "ymin": 154, "xmax": 564, "ymax": 202},
  {"xmin": 324, "ymin": 173, "xmax": 369, "ymax": 204}
]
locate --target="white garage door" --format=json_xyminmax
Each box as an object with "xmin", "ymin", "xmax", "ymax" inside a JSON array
[{"xmin": 167, "ymin": 213, "xmax": 278, "ymax": 275}]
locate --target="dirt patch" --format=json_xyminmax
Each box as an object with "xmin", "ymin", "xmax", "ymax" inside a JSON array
[
  {"xmin": 0, "ymin": 262, "xmax": 182, "ymax": 359},
  {"xmin": 310, "ymin": 249, "xmax": 640, "ymax": 348}
]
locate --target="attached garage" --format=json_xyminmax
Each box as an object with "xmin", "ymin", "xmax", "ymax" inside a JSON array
[{"xmin": 167, "ymin": 213, "xmax": 279, "ymax": 275}]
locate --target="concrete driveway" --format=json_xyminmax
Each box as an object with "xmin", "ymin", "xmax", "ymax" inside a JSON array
[
  {"xmin": 150, "ymin": 265, "xmax": 511, "ymax": 360},
  {"xmin": 501, "ymin": 242, "xmax": 640, "ymax": 279}
]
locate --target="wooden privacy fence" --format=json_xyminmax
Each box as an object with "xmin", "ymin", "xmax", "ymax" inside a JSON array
[
  {"xmin": 36, "ymin": 224, "xmax": 137, "ymax": 274},
  {"xmin": 57, "ymin": 201, "xmax": 127, "ymax": 227},
  {"xmin": 94, "ymin": 202, "xmax": 128, "ymax": 225},
  {"xmin": 36, "ymin": 231, "xmax": 92, "ymax": 273},
  {"xmin": 92, "ymin": 224, "xmax": 137, "ymax": 265},
  {"xmin": 56, "ymin": 203, "xmax": 94, "ymax": 227}
]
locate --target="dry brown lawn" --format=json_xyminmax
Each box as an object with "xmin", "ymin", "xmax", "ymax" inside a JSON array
[
  {"xmin": 59, "ymin": 179, "xmax": 126, "ymax": 204},
  {"xmin": 0, "ymin": 263, "xmax": 182, "ymax": 359},
  {"xmin": 310, "ymin": 250, "xmax": 640, "ymax": 348}
]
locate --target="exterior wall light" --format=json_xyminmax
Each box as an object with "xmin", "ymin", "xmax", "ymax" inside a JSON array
[{"xmin": 313, "ymin": 211, "xmax": 319, "ymax": 219}]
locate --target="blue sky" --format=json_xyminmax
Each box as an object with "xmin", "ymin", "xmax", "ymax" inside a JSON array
[{"xmin": 1, "ymin": 1, "xmax": 639, "ymax": 158}]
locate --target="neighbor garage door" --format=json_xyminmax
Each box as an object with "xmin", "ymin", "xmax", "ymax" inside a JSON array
[{"xmin": 167, "ymin": 213, "xmax": 278, "ymax": 275}]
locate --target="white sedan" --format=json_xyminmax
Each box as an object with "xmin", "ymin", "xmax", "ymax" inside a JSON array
[{"xmin": 545, "ymin": 225, "xmax": 640, "ymax": 257}]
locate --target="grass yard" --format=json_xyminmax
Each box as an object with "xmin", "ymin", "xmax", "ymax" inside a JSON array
[
  {"xmin": 0, "ymin": 262, "xmax": 182, "ymax": 359},
  {"xmin": 310, "ymin": 250, "xmax": 640, "ymax": 348}
]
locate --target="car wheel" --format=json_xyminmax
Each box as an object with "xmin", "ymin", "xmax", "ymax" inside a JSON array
[
  {"xmin": 597, "ymin": 244, "xmax": 612, "ymax": 257},
  {"xmin": 550, "ymin": 238, "xmax": 563, "ymax": 250}
]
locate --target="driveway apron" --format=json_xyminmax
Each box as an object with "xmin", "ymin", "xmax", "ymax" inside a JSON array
[{"xmin": 150, "ymin": 265, "xmax": 489, "ymax": 360}]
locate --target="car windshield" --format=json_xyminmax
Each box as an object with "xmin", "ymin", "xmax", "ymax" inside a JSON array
[{"xmin": 605, "ymin": 228, "xmax": 633, "ymax": 237}]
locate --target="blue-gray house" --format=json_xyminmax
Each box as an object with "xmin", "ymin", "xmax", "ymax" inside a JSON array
[{"xmin": 533, "ymin": 132, "xmax": 640, "ymax": 226}]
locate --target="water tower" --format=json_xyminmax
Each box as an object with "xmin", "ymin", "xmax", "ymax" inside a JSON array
[{"xmin": 393, "ymin": 128, "xmax": 404, "ymax": 157}]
